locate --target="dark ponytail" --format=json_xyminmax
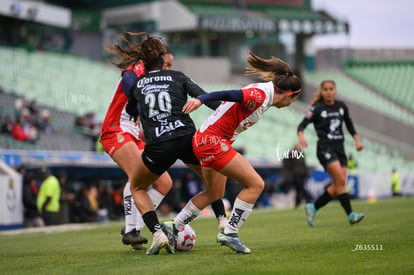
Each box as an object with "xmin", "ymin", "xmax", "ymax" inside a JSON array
[
  {"xmin": 105, "ymin": 32, "xmax": 167, "ymax": 72},
  {"xmin": 245, "ymin": 51, "xmax": 301, "ymax": 98}
]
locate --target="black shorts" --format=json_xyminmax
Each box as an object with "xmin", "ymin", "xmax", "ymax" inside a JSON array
[
  {"xmin": 317, "ymin": 142, "xmax": 347, "ymax": 170},
  {"xmin": 141, "ymin": 134, "xmax": 199, "ymax": 175}
]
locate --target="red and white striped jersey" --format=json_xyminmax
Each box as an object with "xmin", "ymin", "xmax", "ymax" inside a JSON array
[
  {"xmin": 198, "ymin": 81, "xmax": 274, "ymax": 143},
  {"xmin": 101, "ymin": 61, "xmax": 145, "ymax": 138}
]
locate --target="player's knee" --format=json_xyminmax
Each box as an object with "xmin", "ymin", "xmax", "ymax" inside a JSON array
[
  {"xmin": 250, "ymin": 179, "xmax": 265, "ymax": 195},
  {"xmin": 208, "ymin": 189, "xmax": 224, "ymax": 202}
]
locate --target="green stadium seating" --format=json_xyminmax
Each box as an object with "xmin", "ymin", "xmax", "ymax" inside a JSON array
[
  {"xmin": 1, "ymin": 47, "xmax": 413, "ymax": 171},
  {"xmin": 345, "ymin": 62, "xmax": 414, "ymax": 113},
  {"xmin": 0, "ymin": 46, "xmax": 119, "ymax": 121},
  {"xmin": 305, "ymin": 71, "xmax": 414, "ymax": 126}
]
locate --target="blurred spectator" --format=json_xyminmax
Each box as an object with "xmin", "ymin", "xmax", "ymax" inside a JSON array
[
  {"xmin": 98, "ymin": 182, "xmax": 118, "ymax": 220},
  {"xmin": 36, "ymin": 167, "xmax": 61, "ymax": 226},
  {"xmin": 14, "ymin": 96, "xmax": 26, "ymax": 117},
  {"xmin": 21, "ymin": 108, "xmax": 39, "ymax": 140},
  {"xmin": 282, "ymin": 145, "xmax": 309, "ymax": 208},
  {"xmin": 27, "ymin": 100, "xmax": 39, "ymax": 116},
  {"xmin": 158, "ymin": 181, "xmax": 182, "ymax": 218},
  {"xmin": 180, "ymin": 171, "xmax": 202, "ymax": 202},
  {"xmin": 78, "ymin": 184, "xmax": 100, "ymax": 222},
  {"xmin": 391, "ymin": 168, "xmax": 401, "ymax": 197},
  {"xmin": 111, "ymin": 183, "xmax": 124, "ymax": 219},
  {"xmin": 348, "ymin": 154, "xmax": 358, "ymax": 174},
  {"xmin": 1, "ymin": 115, "xmax": 13, "ymax": 134},
  {"xmin": 19, "ymin": 165, "xmax": 44, "ymax": 227},
  {"xmin": 38, "ymin": 109, "xmax": 55, "ymax": 134},
  {"xmin": 57, "ymin": 171, "xmax": 74, "ymax": 225},
  {"xmin": 12, "ymin": 117, "xmax": 31, "ymax": 141}
]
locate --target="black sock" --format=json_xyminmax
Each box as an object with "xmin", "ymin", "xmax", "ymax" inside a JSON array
[
  {"xmin": 314, "ymin": 190, "xmax": 332, "ymax": 210},
  {"xmin": 211, "ymin": 199, "xmax": 226, "ymax": 218},
  {"xmin": 337, "ymin": 193, "xmax": 352, "ymax": 215},
  {"xmin": 142, "ymin": 211, "xmax": 161, "ymax": 233}
]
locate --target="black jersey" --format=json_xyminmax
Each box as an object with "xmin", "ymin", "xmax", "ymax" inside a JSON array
[
  {"xmin": 133, "ymin": 69, "xmax": 219, "ymax": 145},
  {"xmin": 297, "ymin": 100, "xmax": 356, "ymax": 145}
]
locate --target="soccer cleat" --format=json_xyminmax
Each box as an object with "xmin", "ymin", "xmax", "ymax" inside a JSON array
[
  {"xmin": 348, "ymin": 212, "xmax": 365, "ymax": 225},
  {"xmin": 304, "ymin": 203, "xmax": 316, "ymax": 227},
  {"xmin": 161, "ymin": 221, "xmax": 178, "ymax": 254},
  {"xmin": 216, "ymin": 230, "xmax": 251, "ymax": 254},
  {"xmin": 146, "ymin": 230, "xmax": 170, "ymax": 255},
  {"xmin": 121, "ymin": 228, "xmax": 148, "ymax": 245}
]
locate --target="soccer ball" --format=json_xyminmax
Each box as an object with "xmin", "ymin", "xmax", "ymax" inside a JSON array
[{"xmin": 175, "ymin": 224, "xmax": 196, "ymax": 251}]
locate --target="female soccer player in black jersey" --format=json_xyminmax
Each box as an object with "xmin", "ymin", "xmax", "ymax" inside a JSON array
[
  {"xmin": 125, "ymin": 34, "xmax": 225, "ymax": 255},
  {"xmin": 297, "ymin": 80, "xmax": 365, "ymax": 227}
]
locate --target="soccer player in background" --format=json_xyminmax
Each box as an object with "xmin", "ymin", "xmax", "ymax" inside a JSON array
[{"xmin": 297, "ymin": 79, "xmax": 365, "ymax": 227}]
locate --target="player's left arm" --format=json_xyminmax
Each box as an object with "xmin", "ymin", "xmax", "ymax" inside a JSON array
[
  {"xmin": 183, "ymin": 90, "xmax": 243, "ymax": 114},
  {"xmin": 343, "ymin": 103, "xmax": 363, "ymax": 151}
]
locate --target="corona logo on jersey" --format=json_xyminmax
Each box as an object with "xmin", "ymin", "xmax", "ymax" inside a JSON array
[{"xmin": 137, "ymin": 75, "xmax": 173, "ymax": 88}]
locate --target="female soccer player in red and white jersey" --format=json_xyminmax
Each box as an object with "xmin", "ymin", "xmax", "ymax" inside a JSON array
[
  {"xmin": 101, "ymin": 33, "xmax": 174, "ymax": 249},
  {"xmin": 171, "ymin": 51, "xmax": 302, "ymax": 254}
]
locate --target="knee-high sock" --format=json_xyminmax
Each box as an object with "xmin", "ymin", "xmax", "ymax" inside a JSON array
[
  {"xmin": 225, "ymin": 198, "xmax": 254, "ymax": 235},
  {"xmin": 124, "ymin": 182, "xmax": 137, "ymax": 233},
  {"xmin": 314, "ymin": 190, "xmax": 333, "ymax": 211},
  {"xmin": 337, "ymin": 193, "xmax": 352, "ymax": 215},
  {"xmin": 173, "ymin": 200, "xmax": 201, "ymax": 231},
  {"xmin": 135, "ymin": 188, "xmax": 165, "ymax": 231}
]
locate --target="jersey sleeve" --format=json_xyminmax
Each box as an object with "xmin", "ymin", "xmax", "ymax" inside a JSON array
[
  {"xmin": 121, "ymin": 71, "xmax": 137, "ymax": 100},
  {"xmin": 121, "ymin": 62, "xmax": 145, "ymax": 100},
  {"xmin": 197, "ymin": 90, "xmax": 243, "ymax": 104},
  {"xmin": 297, "ymin": 106, "xmax": 315, "ymax": 132},
  {"xmin": 240, "ymin": 88, "xmax": 266, "ymax": 110},
  {"xmin": 342, "ymin": 103, "xmax": 357, "ymax": 136}
]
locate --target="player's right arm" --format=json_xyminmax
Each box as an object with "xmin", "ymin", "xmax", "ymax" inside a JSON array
[{"xmin": 297, "ymin": 106, "xmax": 315, "ymax": 148}]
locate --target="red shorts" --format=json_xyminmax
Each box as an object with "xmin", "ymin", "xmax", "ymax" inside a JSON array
[
  {"xmin": 101, "ymin": 132, "xmax": 145, "ymax": 157},
  {"xmin": 192, "ymin": 132, "xmax": 237, "ymax": 171}
]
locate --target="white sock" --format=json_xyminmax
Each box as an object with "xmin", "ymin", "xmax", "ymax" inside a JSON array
[
  {"xmin": 224, "ymin": 198, "xmax": 254, "ymax": 235},
  {"xmin": 174, "ymin": 200, "xmax": 201, "ymax": 231},
  {"xmin": 123, "ymin": 182, "xmax": 137, "ymax": 233},
  {"xmin": 147, "ymin": 188, "xmax": 165, "ymax": 209},
  {"xmin": 135, "ymin": 188, "xmax": 165, "ymax": 231}
]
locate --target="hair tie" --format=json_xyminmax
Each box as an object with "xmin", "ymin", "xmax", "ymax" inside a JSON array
[{"xmin": 286, "ymin": 72, "xmax": 293, "ymax": 77}]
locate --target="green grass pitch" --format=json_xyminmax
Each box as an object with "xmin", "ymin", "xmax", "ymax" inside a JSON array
[{"xmin": 1, "ymin": 198, "xmax": 413, "ymax": 275}]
